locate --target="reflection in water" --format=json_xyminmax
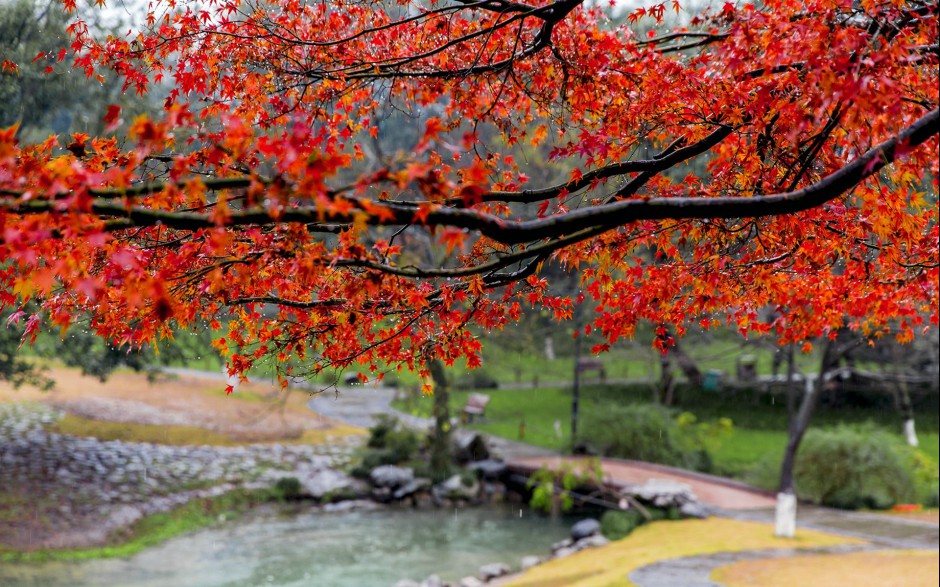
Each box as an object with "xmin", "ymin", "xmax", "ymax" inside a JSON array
[{"xmin": 2, "ymin": 505, "xmax": 571, "ymax": 587}]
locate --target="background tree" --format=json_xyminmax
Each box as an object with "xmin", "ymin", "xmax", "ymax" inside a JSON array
[
  {"xmin": 1, "ymin": 0, "xmax": 157, "ymax": 142},
  {"xmin": 0, "ymin": 308, "xmax": 51, "ymax": 388},
  {"xmin": 426, "ymin": 357, "xmax": 454, "ymax": 482},
  {"xmin": 0, "ymin": 0, "xmax": 937, "ymax": 535}
]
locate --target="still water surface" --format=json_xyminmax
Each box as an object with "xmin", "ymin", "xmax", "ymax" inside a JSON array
[{"xmin": 2, "ymin": 505, "xmax": 571, "ymax": 587}]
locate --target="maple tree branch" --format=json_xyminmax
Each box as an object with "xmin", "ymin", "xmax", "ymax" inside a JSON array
[
  {"xmin": 472, "ymin": 125, "xmax": 732, "ymax": 204},
  {"xmin": 451, "ymin": 0, "xmax": 537, "ymax": 14},
  {"xmin": 636, "ymin": 31, "xmax": 729, "ymax": 46},
  {"xmin": 2, "ymin": 110, "xmax": 935, "ymax": 254},
  {"xmin": 458, "ymin": 107, "xmax": 938, "ymax": 244},
  {"xmin": 328, "ymin": 0, "xmax": 582, "ymax": 80}
]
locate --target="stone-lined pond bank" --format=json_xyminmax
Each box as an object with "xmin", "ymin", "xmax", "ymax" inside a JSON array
[{"xmin": 0, "ymin": 402, "xmax": 360, "ymax": 551}]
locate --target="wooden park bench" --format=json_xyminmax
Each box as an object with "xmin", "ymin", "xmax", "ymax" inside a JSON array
[
  {"xmin": 576, "ymin": 358, "xmax": 607, "ymax": 382},
  {"xmin": 461, "ymin": 393, "xmax": 491, "ymax": 423}
]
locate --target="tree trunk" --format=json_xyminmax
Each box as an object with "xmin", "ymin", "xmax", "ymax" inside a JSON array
[
  {"xmin": 669, "ymin": 339, "xmax": 703, "ymax": 388},
  {"xmin": 427, "ymin": 358, "xmax": 452, "ymax": 482},
  {"xmin": 658, "ymin": 351, "xmax": 674, "ymax": 406},
  {"xmin": 544, "ymin": 335, "xmax": 556, "ymax": 361},
  {"xmin": 775, "ymin": 343, "xmax": 822, "ymax": 538},
  {"xmin": 775, "ymin": 375, "xmax": 818, "ymax": 537},
  {"xmin": 571, "ymin": 313, "xmax": 583, "ymax": 445},
  {"xmin": 891, "ymin": 344, "xmax": 919, "ymax": 447},
  {"xmin": 775, "ymin": 336, "xmax": 864, "ymax": 537}
]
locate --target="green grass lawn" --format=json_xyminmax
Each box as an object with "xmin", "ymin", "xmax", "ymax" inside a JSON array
[
  {"xmin": 435, "ymin": 336, "xmax": 825, "ymax": 388},
  {"xmin": 393, "ymin": 382, "xmax": 940, "ymax": 482}
]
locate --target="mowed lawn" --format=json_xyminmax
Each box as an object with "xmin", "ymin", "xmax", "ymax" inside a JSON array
[{"xmin": 392, "ymin": 383, "xmax": 940, "ymax": 478}]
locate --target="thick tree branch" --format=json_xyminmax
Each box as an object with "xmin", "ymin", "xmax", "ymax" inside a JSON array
[{"xmin": 2, "ymin": 110, "xmax": 936, "ymax": 252}]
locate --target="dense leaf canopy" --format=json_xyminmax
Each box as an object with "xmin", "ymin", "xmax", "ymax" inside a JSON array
[{"xmin": 0, "ymin": 0, "xmax": 937, "ymax": 385}]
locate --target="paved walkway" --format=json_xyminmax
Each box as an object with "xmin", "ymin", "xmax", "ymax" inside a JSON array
[
  {"xmin": 628, "ymin": 508, "xmax": 938, "ymax": 587},
  {"xmin": 303, "ymin": 383, "xmax": 774, "ymax": 510},
  {"xmin": 306, "ymin": 384, "xmax": 428, "ymax": 430},
  {"xmin": 298, "ymin": 379, "xmax": 938, "ymax": 586},
  {"xmin": 727, "ymin": 505, "xmax": 940, "ymax": 550},
  {"xmin": 629, "ymin": 542, "xmax": 882, "ymax": 587},
  {"xmin": 509, "ymin": 456, "xmax": 776, "ymax": 510}
]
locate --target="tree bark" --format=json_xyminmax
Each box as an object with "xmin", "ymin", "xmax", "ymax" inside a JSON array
[
  {"xmin": 669, "ymin": 340, "xmax": 703, "ymax": 388},
  {"xmin": 774, "ymin": 336, "xmax": 862, "ymax": 537},
  {"xmin": 775, "ymin": 342, "xmax": 821, "ymax": 538},
  {"xmin": 427, "ymin": 358, "xmax": 452, "ymax": 482},
  {"xmin": 891, "ymin": 344, "xmax": 919, "ymax": 447},
  {"xmin": 544, "ymin": 335, "xmax": 555, "ymax": 361},
  {"xmin": 658, "ymin": 350, "xmax": 675, "ymax": 406},
  {"xmin": 571, "ymin": 310, "xmax": 583, "ymax": 445}
]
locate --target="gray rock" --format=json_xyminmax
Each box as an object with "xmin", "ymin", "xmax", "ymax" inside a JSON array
[
  {"xmin": 552, "ymin": 546, "xmax": 578, "ymax": 559},
  {"xmin": 432, "ymin": 474, "xmax": 479, "ymax": 502},
  {"xmin": 574, "ymin": 534, "xmax": 610, "ymax": 550},
  {"xmin": 478, "ymin": 562, "xmax": 511, "ymax": 581},
  {"xmin": 467, "ymin": 459, "xmax": 506, "ymax": 480},
  {"xmin": 392, "ymin": 581, "xmax": 421, "ymax": 587},
  {"xmin": 370, "ymin": 465, "xmax": 414, "ymax": 488},
  {"xmin": 421, "ymin": 574, "xmax": 444, "ymax": 587},
  {"xmin": 628, "ymin": 479, "xmax": 697, "ymax": 507},
  {"xmin": 570, "ymin": 518, "xmax": 601, "ymax": 541},
  {"xmin": 452, "ymin": 430, "xmax": 490, "ymax": 463},
  {"xmin": 371, "ymin": 487, "xmax": 393, "ymax": 502},
  {"xmin": 520, "ymin": 555, "xmax": 542, "ymax": 571},
  {"xmin": 323, "ymin": 499, "xmax": 382, "ymax": 513},
  {"xmin": 679, "ymin": 500, "xmax": 710, "ymax": 519},
  {"xmin": 459, "ymin": 577, "xmax": 485, "ymax": 587},
  {"xmin": 300, "ymin": 469, "xmax": 365, "ymax": 501},
  {"xmin": 551, "ymin": 538, "xmax": 573, "ymax": 552},
  {"xmin": 104, "ymin": 504, "xmax": 143, "ymax": 528},
  {"xmin": 393, "ymin": 477, "xmax": 431, "ymax": 500}
]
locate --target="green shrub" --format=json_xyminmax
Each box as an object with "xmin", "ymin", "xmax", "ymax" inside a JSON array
[
  {"xmin": 352, "ymin": 415, "xmax": 421, "ymax": 477},
  {"xmin": 600, "ymin": 509, "xmax": 644, "ymax": 540},
  {"xmin": 380, "ymin": 373, "xmax": 400, "ymax": 388},
  {"xmin": 271, "ymin": 477, "xmax": 302, "ymax": 502},
  {"xmin": 749, "ymin": 424, "xmax": 933, "ymax": 510},
  {"xmin": 366, "ymin": 415, "xmax": 419, "ymax": 461},
  {"xmin": 675, "ymin": 412, "xmax": 733, "ymax": 474},
  {"xmin": 582, "ymin": 404, "xmax": 705, "ymax": 469},
  {"xmin": 455, "ymin": 370, "xmax": 500, "ymax": 390},
  {"xmin": 527, "ymin": 461, "xmax": 603, "ymax": 514}
]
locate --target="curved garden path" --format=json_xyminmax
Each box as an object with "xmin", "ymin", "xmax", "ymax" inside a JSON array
[
  {"xmin": 304, "ymin": 379, "xmax": 938, "ymax": 586},
  {"xmin": 628, "ymin": 508, "xmax": 938, "ymax": 587}
]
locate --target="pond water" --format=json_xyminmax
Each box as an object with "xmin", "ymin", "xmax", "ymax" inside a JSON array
[{"xmin": 1, "ymin": 504, "xmax": 572, "ymax": 587}]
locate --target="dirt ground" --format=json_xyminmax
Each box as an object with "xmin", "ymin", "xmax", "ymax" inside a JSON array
[{"xmin": 0, "ymin": 366, "xmax": 358, "ymax": 442}]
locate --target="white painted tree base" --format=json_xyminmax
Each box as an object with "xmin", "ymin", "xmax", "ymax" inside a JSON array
[
  {"xmin": 774, "ymin": 492, "xmax": 797, "ymax": 538},
  {"xmin": 904, "ymin": 419, "xmax": 919, "ymax": 447}
]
